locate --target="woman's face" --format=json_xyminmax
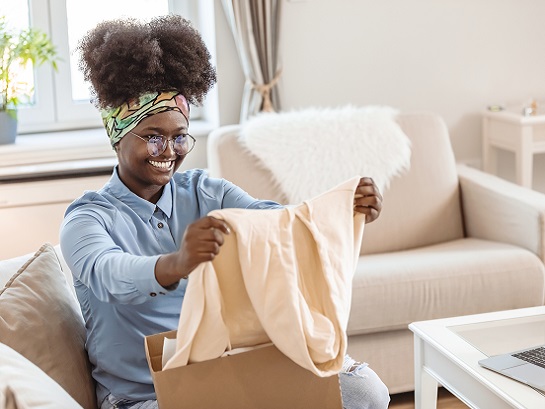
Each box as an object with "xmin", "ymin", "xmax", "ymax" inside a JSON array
[{"xmin": 115, "ymin": 110, "xmax": 189, "ymax": 202}]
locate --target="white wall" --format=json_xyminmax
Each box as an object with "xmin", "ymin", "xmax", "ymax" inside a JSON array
[{"xmin": 213, "ymin": 0, "xmax": 545, "ymax": 190}]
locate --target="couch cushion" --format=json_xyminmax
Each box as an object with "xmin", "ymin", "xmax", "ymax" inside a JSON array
[
  {"xmin": 348, "ymin": 238, "xmax": 545, "ymax": 335},
  {"xmin": 0, "ymin": 243, "xmax": 96, "ymax": 409},
  {"xmin": 360, "ymin": 112, "xmax": 464, "ymax": 255},
  {"xmin": 0, "ymin": 342, "xmax": 82, "ymax": 409},
  {"xmin": 207, "ymin": 112, "xmax": 465, "ymax": 255}
]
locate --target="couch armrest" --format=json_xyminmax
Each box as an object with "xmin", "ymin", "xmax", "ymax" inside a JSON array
[{"xmin": 457, "ymin": 163, "xmax": 545, "ymax": 262}]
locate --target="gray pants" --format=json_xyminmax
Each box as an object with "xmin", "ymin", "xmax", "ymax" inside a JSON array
[
  {"xmin": 339, "ymin": 360, "xmax": 390, "ymax": 409},
  {"xmin": 101, "ymin": 356, "xmax": 390, "ymax": 409},
  {"xmin": 101, "ymin": 396, "xmax": 158, "ymax": 409}
]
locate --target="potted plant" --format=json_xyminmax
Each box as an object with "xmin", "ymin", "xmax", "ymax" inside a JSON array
[{"xmin": 0, "ymin": 16, "xmax": 59, "ymax": 145}]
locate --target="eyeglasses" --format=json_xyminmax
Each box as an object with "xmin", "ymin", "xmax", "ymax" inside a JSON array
[{"xmin": 129, "ymin": 131, "xmax": 196, "ymax": 157}]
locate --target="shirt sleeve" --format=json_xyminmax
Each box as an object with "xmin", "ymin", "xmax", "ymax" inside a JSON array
[
  {"xmin": 199, "ymin": 175, "xmax": 284, "ymax": 211},
  {"xmin": 60, "ymin": 203, "xmax": 171, "ymax": 305}
]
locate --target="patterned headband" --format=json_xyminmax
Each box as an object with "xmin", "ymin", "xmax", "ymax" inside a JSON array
[{"xmin": 100, "ymin": 91, "xmax": 190, "ymax": 147}]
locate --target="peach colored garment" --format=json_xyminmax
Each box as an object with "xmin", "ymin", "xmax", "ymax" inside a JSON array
[{"xmin": 164, "ymin": 177, "xmax": 365, "ymax": 376}]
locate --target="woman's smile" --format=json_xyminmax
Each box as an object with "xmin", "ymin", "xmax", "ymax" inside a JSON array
[{"xmin": 148, "ymin": 159, "xmax": 175, "ymax": 171}]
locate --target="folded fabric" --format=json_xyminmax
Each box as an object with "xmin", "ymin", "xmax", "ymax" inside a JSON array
[{"xmin": 164, "ymin": 177, "xmax": 365, "ymax": 376}]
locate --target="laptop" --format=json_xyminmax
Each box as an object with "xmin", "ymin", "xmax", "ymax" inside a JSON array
[{"xmin": 479, "ymin": 345, "xmax": 545, "ymax": 392}]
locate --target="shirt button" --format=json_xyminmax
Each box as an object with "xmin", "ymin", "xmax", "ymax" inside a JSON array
[
  {"xmin": 157, "ymin": 222, "xmax": 164, "ymax": 229},
  {"xmin": 150, "ymin": 292, "xmax": 157, "ymax": 297}
]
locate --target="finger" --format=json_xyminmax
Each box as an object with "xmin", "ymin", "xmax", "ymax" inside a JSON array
[
  {"xmin": 205, "ymin": 216, "xmax": 231, "ymax": 235},
  {"xmin": 354, "ymin": 195, "xmax": 382, "ymax": 210},
  {"xmin": 193, "ymin": 251, "xmax": 217, "ymax": 264},
  {"xmin": 189, "ymin": 227, "xmax": 225, "ymax": 250},
  {"xmin": 356, "ymin": 183, "xmax": 382, "ymax": 198},
  {"xmin": 353, "ymin": 204, "xmax": 380, "ymax": 222},
  {"xmin": 366, "ymin": 209, "xmax": 379, "ymax": 223},
  {"xmin": 191, "ymin": 241, "xmax": 222, "ymax": 264},
  {"xmin": 209, "ymin": 227, "xmax": 225, "ymax": 246},
  {"xmin": 354, "ymin": 197, "xmax": 382, "ymax": 223},
  {"xmin": 358, "ymin": 176, "xmax": 375, "ymax": 185},
  {"xmin": 197, "ymin": 241, "xmax": 221, "ymax": 256},
  {"xmin": 354, "ymin": 203, "xmax": 379, "ymax": 214},
  {"xmin": 355, "ymin": 181, "xmax": 382, "ymax": 203},
  {"xmin": 354, "ymin": 192, "xmax": 382, "ymax": 221}
]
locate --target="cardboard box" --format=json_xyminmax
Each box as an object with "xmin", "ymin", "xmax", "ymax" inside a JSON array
[{"xmin": 145, "ymin": 330, "xmax": 342, "ymax": 409}]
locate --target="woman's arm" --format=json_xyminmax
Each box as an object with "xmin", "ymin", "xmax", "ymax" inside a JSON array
[{"xmin": 61, "ymin": 209, "xmax": 164, "ymax": 305}]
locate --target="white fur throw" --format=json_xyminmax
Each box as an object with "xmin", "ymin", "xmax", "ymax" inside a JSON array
[{"xmin": 240, "ymin": 105, "xmax": 412, "ymax": 204}]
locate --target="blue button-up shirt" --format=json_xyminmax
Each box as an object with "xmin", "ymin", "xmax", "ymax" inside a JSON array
[{"xmin": 60, "ymin": 168, "xmax": 281, "ymax": 403}]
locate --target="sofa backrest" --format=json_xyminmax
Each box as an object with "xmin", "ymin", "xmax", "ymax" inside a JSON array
[{"xmin": 207, "ymin": 111, "xmax": 464, "ymax": 254}]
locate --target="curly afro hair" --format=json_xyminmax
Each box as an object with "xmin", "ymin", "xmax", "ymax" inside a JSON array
[{"xmin": 77, "ymin": 14, "xmax": 216, "ymax": 109}]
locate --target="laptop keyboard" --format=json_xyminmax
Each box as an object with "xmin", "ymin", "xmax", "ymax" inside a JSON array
[{"xmin": 513, "ymin": 347, "xmax": 545, "ymax": 369}]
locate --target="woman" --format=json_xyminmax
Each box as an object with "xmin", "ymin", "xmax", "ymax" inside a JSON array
[{"xmin": 60, "ymin": 15, "xmax": 389, "ymax": 409}]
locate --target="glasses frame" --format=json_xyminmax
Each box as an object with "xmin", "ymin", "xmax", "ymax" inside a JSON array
[{"xmin": 129, "ymin": 131, "xmax": 196, "ymax": 157}]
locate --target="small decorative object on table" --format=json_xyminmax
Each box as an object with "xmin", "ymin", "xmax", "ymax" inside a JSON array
[
  {"xmin": 522, "ymin": 99, "xmax": 538, "ymax": 116},
  {"xmin": 487, "ymin": 104, "xmax": 505, "ymax": 112}
]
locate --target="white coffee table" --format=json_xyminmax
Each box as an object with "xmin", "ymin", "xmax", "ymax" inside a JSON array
[{"xmin": 409, "ymin": 306, "xmax": 545, "ymax": 408}]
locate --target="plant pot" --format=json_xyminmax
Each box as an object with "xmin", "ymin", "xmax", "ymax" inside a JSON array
[{"xmin": 0, "ymin": 110, "xmax": 18, "ymax": 145}]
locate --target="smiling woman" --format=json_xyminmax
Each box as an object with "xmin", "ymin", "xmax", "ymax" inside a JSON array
[
  {"xmin": 59, "ymin": 12, "xmax": 387, "ymax": 409},
  {"xmin": 58, "ymin": 15, "xmax": 285, "ymax": 408}
]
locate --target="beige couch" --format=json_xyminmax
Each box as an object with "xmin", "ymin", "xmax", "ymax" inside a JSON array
[
  {"xmin": 207, "ymin": 111, "xmax": 545, "ymax": 394},
  {"xmin": 1, "ymin": 111, "xmax": 545, "ymax": 407}
]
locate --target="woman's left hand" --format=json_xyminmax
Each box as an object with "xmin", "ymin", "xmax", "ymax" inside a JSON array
[{"xmin": 353, "ymin": 177, "xmax": 383, "ymax": 224}]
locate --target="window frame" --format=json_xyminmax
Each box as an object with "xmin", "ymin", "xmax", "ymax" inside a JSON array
[{"xmin": 16, "ymin": 0, "xmax": 217, "ymax": 134}]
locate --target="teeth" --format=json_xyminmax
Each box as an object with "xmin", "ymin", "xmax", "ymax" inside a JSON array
[{"xmin": 149, "ymin": 160, "xmax": 173, "ymax": 169}]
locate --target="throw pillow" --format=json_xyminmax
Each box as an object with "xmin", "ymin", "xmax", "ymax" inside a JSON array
[
  {"xmin": 0, "ymin": 342, "xmax": 82, "ymax": 409},
  {"xmin": 0, "ymin": 243, "xmax": 96, "ymax": 409},
  {"xmin": 0, "ymin": 253, "xmax": 32, "ymax": 289}
]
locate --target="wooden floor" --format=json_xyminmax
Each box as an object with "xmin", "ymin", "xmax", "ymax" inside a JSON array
[{"xmin": 389, "ymin": 388, "xmax": 468, "ymax": 409}]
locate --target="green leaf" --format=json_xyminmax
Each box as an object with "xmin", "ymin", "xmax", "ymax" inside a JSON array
[{"xmin": 0, "ymin": 15, "xmax": 60, "ymax": 111}]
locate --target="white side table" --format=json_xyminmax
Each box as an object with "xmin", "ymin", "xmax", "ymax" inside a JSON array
[
  {"xmin": 482, "ymin": 110, "xmax": 545, "ymax": 188},
  {"xmin": 410, "ymin": 307, "xmax": 545, "ymax": 409}
]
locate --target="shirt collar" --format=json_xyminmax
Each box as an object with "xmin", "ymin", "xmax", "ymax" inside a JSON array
[
  {"xmin": 106, "ymin": 167, "xmax": 174, "ymax": 221},
  {"xmin": 155, "ymin": 181, "xmax": 173, "ymax": 217}
]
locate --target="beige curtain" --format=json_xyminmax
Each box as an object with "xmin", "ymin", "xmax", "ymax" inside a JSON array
[{"xmin": 222, "ymin": 0, "xmax": 282, "ymax": 122}]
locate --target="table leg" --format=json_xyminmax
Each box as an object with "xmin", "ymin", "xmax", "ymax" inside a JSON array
[
  {"xmin": 414, "ymin": 336, "xmax": 438, "ymax": 409},
  {"xmin": 482, "ymin": 117, "xmax": 497, "ymax": 174},
  {"xmin": 515, "ymin": 126, "xmax": 533, "ymax": 188}
]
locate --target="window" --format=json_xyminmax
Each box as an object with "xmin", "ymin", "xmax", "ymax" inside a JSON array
[{"xmin": 1, "ymin": 0, "xmax": 214, "ymax": 134}]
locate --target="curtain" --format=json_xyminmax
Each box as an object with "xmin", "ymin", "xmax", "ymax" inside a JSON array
[{"xmin": 222, "ymin": 0, "xmax": 282, "ymax": 122}]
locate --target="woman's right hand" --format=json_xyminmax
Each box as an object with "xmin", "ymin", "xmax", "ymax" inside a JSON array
[
  {"xmin": 176, "ymin": 216, "xmax": 231, "ymax": 279},
  {"xmin": 155, "ymin": 216, "xmax": 231, "ymax": 287}
]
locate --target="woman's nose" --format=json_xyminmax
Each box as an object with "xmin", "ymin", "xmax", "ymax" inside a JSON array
[{"xmin": 163, "ymin": 138, "xmax": 176, "ymax": 155}]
